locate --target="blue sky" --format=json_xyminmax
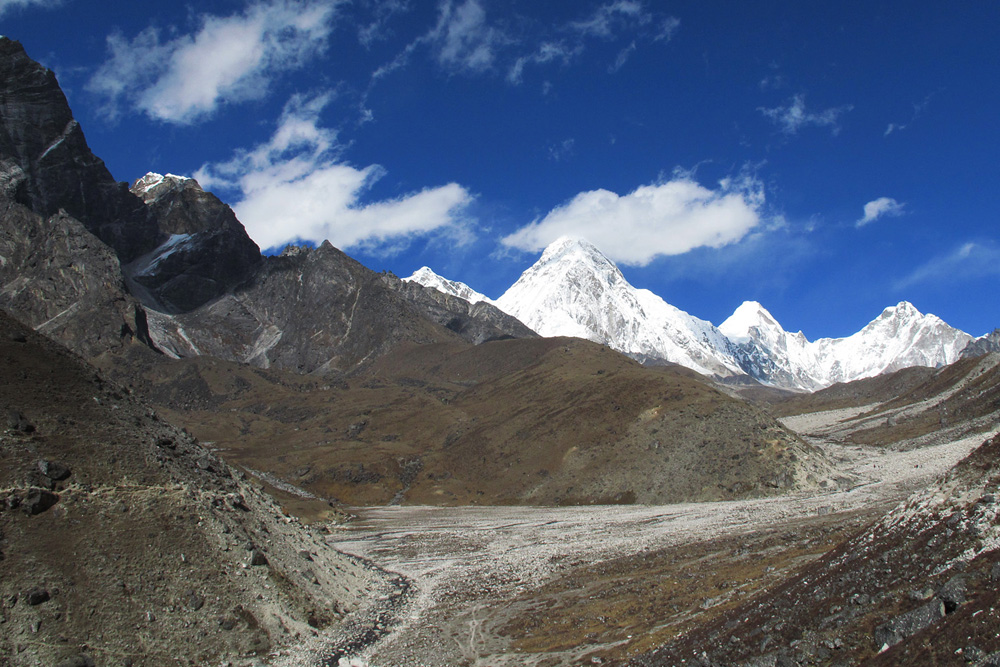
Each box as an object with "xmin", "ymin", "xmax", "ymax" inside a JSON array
[{"xmin": 3, "ymin": 0, "xmax": 998, "ymax": 338}]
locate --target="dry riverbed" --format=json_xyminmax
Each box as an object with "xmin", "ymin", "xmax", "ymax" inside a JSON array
[{"xmin": 318, "ymin": 409, "xmax": 998, "ymax": 666}]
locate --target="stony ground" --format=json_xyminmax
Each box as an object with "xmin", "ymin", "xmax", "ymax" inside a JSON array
[{"xmin": 319, "ymin": 404, "xmax": 999, "ymax": 666}]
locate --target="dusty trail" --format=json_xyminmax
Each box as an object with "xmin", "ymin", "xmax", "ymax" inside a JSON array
[{"xmin": 320, "ymin": 408, "xmax": 999, "ymax": 666}]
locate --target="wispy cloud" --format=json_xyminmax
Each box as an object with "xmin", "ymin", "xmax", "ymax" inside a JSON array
[
  {"xmin": 569, "ymin": 0, "xmax": 650, "ymax": 37},
  {"xmin": 356, "ymin": 0, "xmax": 410, "ymax": 48},
  {"xmin": 856, "ymin": 197, "xmax": 905, "ymax": 227},
  {"xmin": 895, "ymin": 242, "xmax": 1000, "ymax": 289},
  {"xmin": 0, "ymin": 0, "xmax": 59, "ymax": 17},
  {"xmin": 501, "ymin": 170, "xmax": 765, "ymax": 266},
  {"xmin": 88, "ymin": 0, "xmax": 340, "ymax": 124},
  {"xmin": 195, "ymin": 94, "xmax": 473, "ymax": 253},
  {"xmin": 884, "ymin": 90, "xmax": 941, "ymax": 136},
  {"xmin": 759, "ymin": 94, "xmax": 853, "ymax": 136},
  {"xmin": 369, "ymin": 0, "xmax": 678, "ymax": 90},
  {"xmin": 547, "ymin": 138, "xmax": 576, "ymax": 161},
  {"xmin": 428, "ymin": 0, "xmax": 509, "ymax": 73}
]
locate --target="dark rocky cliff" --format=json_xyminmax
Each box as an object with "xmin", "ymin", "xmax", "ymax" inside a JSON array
[{"xmin": 0, "ymin": 37, "xmax": 535, "ymax": 373}]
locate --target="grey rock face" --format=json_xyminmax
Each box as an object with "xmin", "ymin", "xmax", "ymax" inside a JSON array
[
  {"xmin": 391, "ymin": 275, "xmax": 537, "ymax": 343},
  {"xmin": 22, "ymin": 488, "xmax": 58, "ymax": 515},
  {"xmin": 0, "ymin": 38, "xmax": 154, "ymax": 262},
  {"xmin": 0, "ymin": 39, "xmax": 262, "ymax": 316},
  {"xmin": 146, "ymin": 242, "xmax": 469, "ymax": 374},
  {"xmin": 936, "ymin": 574, "xmax": 967, "ymax": 613},
  {"xmin": 962, "ymin": 329, "xmax": 1000, "ymax": 358},
  {"xmin": 126, "ymin": 174, "xmax": 262, "ymax": 313},
  {"xmin": 0, "ymin": 199, "xmax": 150, "ymax": 358},
  {"xmin": 873, "ymin": 599, "xmax": 944, "ymax": 650}
]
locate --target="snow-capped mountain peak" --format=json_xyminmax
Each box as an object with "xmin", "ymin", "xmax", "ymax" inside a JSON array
[
  {"xmin": 725, "ymin": 299, "xmax": 973, "ymax": 390},
  {"xmin": 132, "ymin": 172, "xmax": 196, "ymax": 203},
  {"xmin": 404, "ymin": 267, "xmax": 494, "ymax": 305},
  {"xmin": 407, "ymin": 238, "xmax": 974, "ymax": 391},
  {"xmin": 495, "ymin": 236, "xmax": 744, "ymax": 377},
  {"xmin": 720, "ymin": 301, "xmax": 785, "ymax": 343}
]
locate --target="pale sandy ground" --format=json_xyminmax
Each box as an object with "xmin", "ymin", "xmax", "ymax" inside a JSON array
[{"xmin": 308, "ymin": 406, "xmax": 999, "ymax": 667}]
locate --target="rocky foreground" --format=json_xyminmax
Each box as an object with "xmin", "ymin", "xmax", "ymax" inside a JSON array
[{"xmin": 0, "ymin": 312, "xmax": 385, "ymax": 667}]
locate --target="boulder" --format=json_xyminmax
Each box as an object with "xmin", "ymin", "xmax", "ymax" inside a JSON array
[{"xmin": 874, "ymin": 599, "xmax": 945, "ymax": 650}]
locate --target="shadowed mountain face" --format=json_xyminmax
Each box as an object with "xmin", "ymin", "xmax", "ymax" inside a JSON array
[
  {"xmin": 0, "ymin": 39, "xmax": 152, "ymax": 261},
  {"xmin": 0, "ymin": 38, "xmax": 533, "ymax": 377},
  {"xmin": 0, "ymin": 38, "xmax": 259, "ymax": 316}
]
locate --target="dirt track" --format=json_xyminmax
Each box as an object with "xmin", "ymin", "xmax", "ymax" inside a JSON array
[{"xmin": 321, "ymin": 409, "xmax": 999, "ymax": 666}]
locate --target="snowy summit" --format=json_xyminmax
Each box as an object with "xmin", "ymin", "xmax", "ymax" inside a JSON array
[{"xmin": 419, "ymin": 237, "xmax": 976, "ymax": 391}]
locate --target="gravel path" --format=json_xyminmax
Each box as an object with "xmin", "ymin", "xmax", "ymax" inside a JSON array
[{"xmin": 319, "ymin": 409, "xmax": 999, "ymax": 666}]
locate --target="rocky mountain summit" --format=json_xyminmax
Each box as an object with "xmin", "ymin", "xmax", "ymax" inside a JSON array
[
  {"xmin": 0, "ymin": 37, "xmax": 531, "ymax": 376},
  {"xmin": 963, "ymin": 328, "xmax": 1000, "ymax": 358},
  {"xmin": 125, "ymin": 172, "xmax": 263, "ymax": 313}
]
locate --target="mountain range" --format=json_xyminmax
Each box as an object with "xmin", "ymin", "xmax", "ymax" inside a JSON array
[
  {"xmin": 406, "ymin": 235, "xmax": 978, "ymax": 391},
  {"xmin": 5, "ymin": 33, "xmax": 1000, "ymax": 667}
]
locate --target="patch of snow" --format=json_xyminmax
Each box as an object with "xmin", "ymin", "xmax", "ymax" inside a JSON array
[
  {"xmin": 127, "ymin": 233, "xmax": 194, "ymax": 278},
  {"xmin": 405, "ymin": 267, "xmax": 494, "ymax": 305},
  {"xmin": 37, "ymin": 120, "xmax": 78, "ymax": 162}
]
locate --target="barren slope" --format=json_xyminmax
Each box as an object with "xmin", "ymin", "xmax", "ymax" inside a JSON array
[
  {"xmin": 111, "ymin": 336, "xmax": 835, "ymax": 508},
  {"xmin": 0, "ymin": 313, "xmax": 380, "ymax": 667}
]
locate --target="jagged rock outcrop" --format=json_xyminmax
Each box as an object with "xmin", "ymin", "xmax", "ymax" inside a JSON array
[
  {"xmin": 0, "ymin": 38, "xmax": 262, "ymax": 317},
  {"xmin": 0, "ymin": 197, "xmax": 149, "ymax": 358},
  {"xmin": 392, "ymin": 274, "xmax": 537, "ymax": 343},
  {"xmin": 145, "ymin": 242, "xmax": 471, "ymax": 374},
  {"xmin": 0, "ymin": 38, "xmax": 534, "ymax": 371},
  {"xmin": 125, "ymin": 173, "xmax": 262, "ymax": 313},
  {"xmin": 962, "ymin": 328, "xmax": 1000, "ymax": 358},
  {"xmin": 0, "ymin": 38, "xmax": 154, "ymax": 262}
]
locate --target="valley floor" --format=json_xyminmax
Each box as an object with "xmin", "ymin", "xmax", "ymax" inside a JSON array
[{"xmin": 308, "ymin": 407, "xmax": 998, "ymax": 666}]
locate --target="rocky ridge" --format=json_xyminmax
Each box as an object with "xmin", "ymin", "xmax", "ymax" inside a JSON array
[{"xmin": 0, "ymin": 37, "xmax": 533, "ymax": 378}]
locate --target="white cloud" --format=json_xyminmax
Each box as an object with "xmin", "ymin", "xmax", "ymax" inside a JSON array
[
  {"xmin": 429, "ymin": 0, "xmax": 507, "ymax": 73},
  {"xmin": 759, "ymin": 94, "xmax": 853, "ymax": 135},
  {"xmin": 509, "ymin": 2, "xmax": 677, "ymax": 83},
  {"xmin": 356, "ymin": 0, "xmax": 410, "ymax": 47},
  {"xmin": 507, "ymin": 40, "xmax": 579, "ymax": 84},
  {"xmin": 501, "ymin": 173, "xmax": 764, "ymax": 266},
  {"xmin": 0, "ymin": 0, "xmax": 58, "ymax": 17},
  {"xmin": 570, "ymin": 1, "xmax": 650, "ymax": 38},
  {"xmin": 547, "ymin": 138, "xmax": 576, "ymax": 161},
  {"xmin": 856, "ymin": 197, "xmax": 905, "ymax": 227},
  {"xmin": 895, "ymin": 242, "xmax": 1000, "ymax": 289},
  {"xmin": 88, "ymin": 0, "xmax": 339, "ymax": 124},
  {"xmin": 195, "ymin": 94, "xmax": 473, "ymax": 252},
  {"xmin": 372, "ymin": 0, "xmax": 677, "ymax": 89}
]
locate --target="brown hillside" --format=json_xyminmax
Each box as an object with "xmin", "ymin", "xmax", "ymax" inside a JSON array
[{"xmin": 112, "ymin": 337, "xmax": 838, "ymax": 508}]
